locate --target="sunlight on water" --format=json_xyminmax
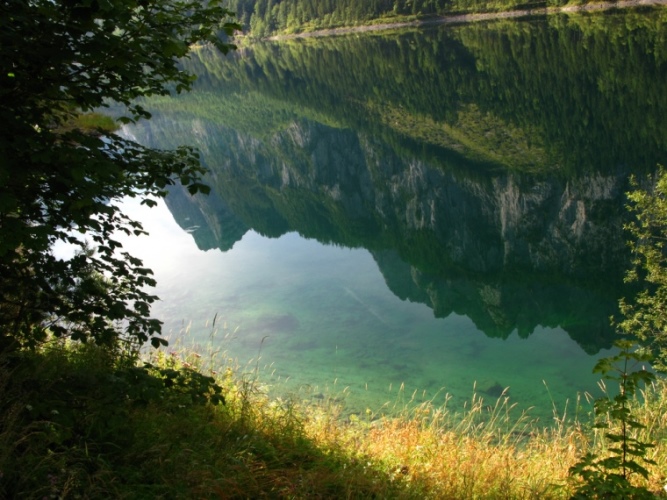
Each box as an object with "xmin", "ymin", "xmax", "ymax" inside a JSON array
[{"xmin": 118, "ymin": 197, "xmax": 612, "ymax": 424}]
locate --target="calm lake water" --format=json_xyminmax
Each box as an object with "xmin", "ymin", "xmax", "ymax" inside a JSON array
[{"xmin": 119, "ymin": 10, "xmax": 667, "ymax": 423}]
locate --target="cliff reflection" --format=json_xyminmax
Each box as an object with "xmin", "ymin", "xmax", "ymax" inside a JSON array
[{"xmin": 125, "ymin": 11, "xmax": 667, "ymax": 352}]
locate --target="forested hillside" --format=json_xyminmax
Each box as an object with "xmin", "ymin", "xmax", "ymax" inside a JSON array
[
  {"xmin": 176, "ymin": 11, "xmax": 667, "ymax": 175},
  {"xmin": 225, "ymin": 0, "xmax": 567, "ymax": 36}
]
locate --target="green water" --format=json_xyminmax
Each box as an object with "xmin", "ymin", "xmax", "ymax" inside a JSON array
[
  {"xmin": 120, "ymin": 198, "xmax": 612, "ymax": 423},
  {"xmin": 118, "ymin": 10, "xmax": 667, "ymax": 424}
]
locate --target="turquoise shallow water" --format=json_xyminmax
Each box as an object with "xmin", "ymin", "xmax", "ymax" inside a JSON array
[{"xmin": 120, "ymin": 198, "xmax": 613, "ymax": 424}]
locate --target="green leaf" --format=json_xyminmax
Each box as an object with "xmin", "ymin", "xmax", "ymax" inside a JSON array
[{"xmin": 151, "ymin": 337, "xmax": 168, "ymax": 348}]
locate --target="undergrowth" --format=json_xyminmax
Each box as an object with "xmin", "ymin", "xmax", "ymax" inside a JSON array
[{"xmin": 1, "ymin": 338, "xmax": 666, "ymax": 498}]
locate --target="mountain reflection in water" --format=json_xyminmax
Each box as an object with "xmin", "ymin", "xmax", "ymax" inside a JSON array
[{"xmin": 120, "ymin": 10, "xmax": 667, "ymax": 419}]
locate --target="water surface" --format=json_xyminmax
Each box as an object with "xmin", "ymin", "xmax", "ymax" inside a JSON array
[
  {"xmin": 119, "ymin": 10, "xmax": 667, "ymax": 422},
  {"xmin": 120, "ymin": 198, "xmax": 611, "ymax": 421}
]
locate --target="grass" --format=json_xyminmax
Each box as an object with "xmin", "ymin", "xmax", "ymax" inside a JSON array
[
  {"xmin": 364, "ymin": 100, "xmax": 549, "ymax": 173},
  {"xmin": 1, "ymin": 337, "xmax": 666, "ymax": 498},
  {"xmin": 53, "ymin": 111, "xmax": 120, "ymax": 136}
]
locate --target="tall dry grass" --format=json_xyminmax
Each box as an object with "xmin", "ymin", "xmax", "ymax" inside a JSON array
[
  {"xmin": 156, "ymin": 334, "xmax": 667, "ymax": 498},
  {"xmin": 2, "ymin": 332, "xmax": 665, "ymax": 498}
]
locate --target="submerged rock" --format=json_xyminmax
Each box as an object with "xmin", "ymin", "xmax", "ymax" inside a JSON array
[{"xmin": 477, "ymin": 379, "xmax": 507, "ymax": 398}]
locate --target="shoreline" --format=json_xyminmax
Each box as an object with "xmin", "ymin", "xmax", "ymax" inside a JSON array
[{"xmin": 265, "ymin": 0, "xmax": 667, "ymax": 40}]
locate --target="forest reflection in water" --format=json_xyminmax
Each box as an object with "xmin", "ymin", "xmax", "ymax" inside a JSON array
[{"xmin": 119, "ymin": 10, "xmax": 667, "ymax": 421}]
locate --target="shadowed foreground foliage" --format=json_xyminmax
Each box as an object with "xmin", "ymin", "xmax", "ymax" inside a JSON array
[
  {"xmin": 2, "ymin": 340, "xmax": 666, "ymax": 499},
  {"xmin": 0, "ymin": 0, "xmax": 239, "ymax": 352}
]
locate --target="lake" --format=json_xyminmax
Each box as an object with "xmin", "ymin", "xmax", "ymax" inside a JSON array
[{"xmin": 118, "ymin": 9, "xmax": 667, "ymax": 423}]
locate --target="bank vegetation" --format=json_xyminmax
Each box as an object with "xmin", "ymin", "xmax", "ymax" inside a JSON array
[{"xmin": 1, "ymin": 336, "xmax": 665, "ymax": 498}]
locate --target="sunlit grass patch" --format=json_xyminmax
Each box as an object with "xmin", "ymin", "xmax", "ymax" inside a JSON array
[{"xmin": 52, "ymin": 111, "xmax": 120, "ymax": 136}]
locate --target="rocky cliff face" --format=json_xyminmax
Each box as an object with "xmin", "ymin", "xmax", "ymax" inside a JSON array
[
  {"xmin": 225, "ymin": 118, "xmax": 628, "ymax": 278},
  {"xmin": 269, "ymin": 120, "xmax": 628, "ymax": 351},
  {"xmin": 163, "ymin": 183, "xmax": 247, "ymax": 252},
  {"xmin": 137, "ymin": 114, "xmax": 627, "ymax": 276},
  {"xmin": 127, "ymin": 115, "xmax": 630, "ymax": 350}
]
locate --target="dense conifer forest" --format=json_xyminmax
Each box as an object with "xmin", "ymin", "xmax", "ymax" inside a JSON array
[{"xmin": 224, "ymin": 0, "xmax": 571, "ymax": 36}]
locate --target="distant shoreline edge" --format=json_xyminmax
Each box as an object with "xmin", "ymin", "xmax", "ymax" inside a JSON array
[{"xmin": 264, "ymin": 0, "xmax": 667, "ymax": 41}]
